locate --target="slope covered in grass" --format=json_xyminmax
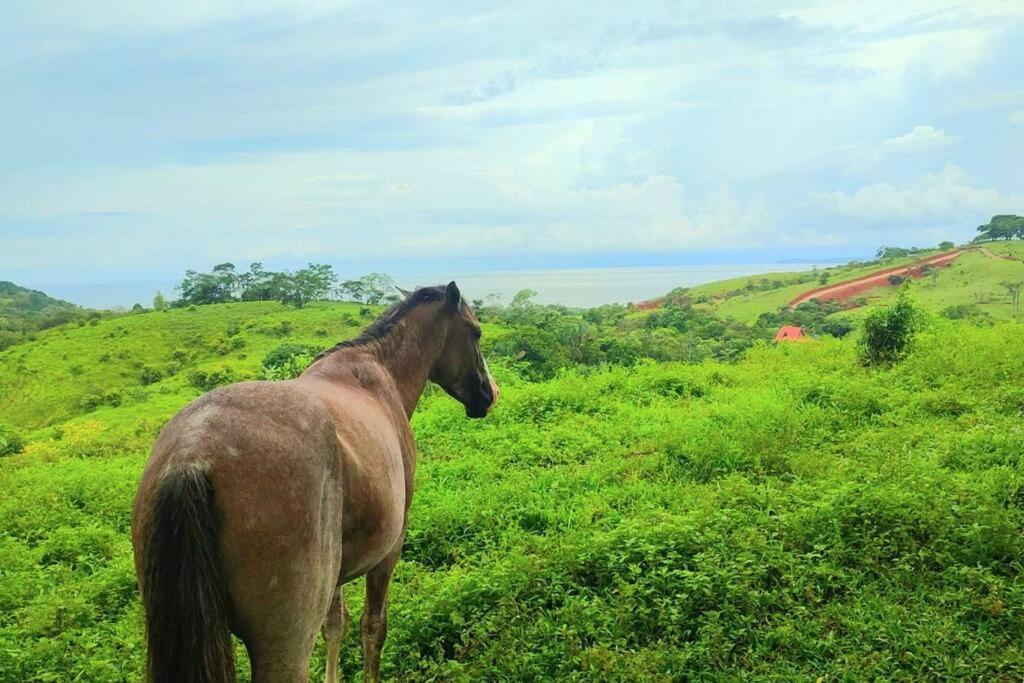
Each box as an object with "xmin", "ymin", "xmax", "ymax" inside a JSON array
[
  {"xmin": 691, "ymin": 254, "xmax": 934, "ymax": 323},
  {"xmin": 1, "ymin": 316, "xmax": 1022, "ymax": 681},
  {"xmin": 0, "ymin": 281, "xmax": 89, "ymax": 351},
  {"xmin": 847, "ymin": 244, "xmax": 1024, "ymax": 318},
  {"xmin": 0, "ymin": 301, "xmax": 378, "ymax": 430},
  {"xmin": 688, "ymin": 244, "xmax": 1024, "ymax": 324}
]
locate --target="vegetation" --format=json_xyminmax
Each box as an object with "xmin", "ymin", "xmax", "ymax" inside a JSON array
[
  {"xmin": 1, "ymin": 298, "xmax": 1023, "ymax": 680},
  {"xmin": 2, "ymin": 255, "xmax": 1024, "ymax": 680},
  {"xmin": 175, "ymin": 263, "xmax": 398, "ymax": 309},
  {"xmin": 859, "ymin": 286, "xmax": 921, "ymax": 364},
  {"xmin": 0, "ymin": 281, "xmax": 98, "ymax": 350},
  {"xmin": 975, "ymin": 214, "xmax": 1024, "ymax": 242}
]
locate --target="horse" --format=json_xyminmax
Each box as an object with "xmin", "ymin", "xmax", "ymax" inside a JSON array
[{"xmin": 131, "ymin": 282, "xmax": 498, "ymax": 683}]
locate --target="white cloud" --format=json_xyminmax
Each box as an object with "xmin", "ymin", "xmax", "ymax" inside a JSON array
[
  {"xmin": 882, "ymin": 125, "xmax": 957, "ymax": 152},
  {"xmin": 812, "ymin": 163, "xmax": 1021, "ymax": 225},
  {"xmin": 1, "ymin": 0, "xmax": 1023, "ymax": 279}
]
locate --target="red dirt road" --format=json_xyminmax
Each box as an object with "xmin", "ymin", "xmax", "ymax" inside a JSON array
[{"xmin": 787, "ymin": 249, "xmax": 966, "ymax": 309}]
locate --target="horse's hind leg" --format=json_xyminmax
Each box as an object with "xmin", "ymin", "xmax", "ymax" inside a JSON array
[
  {"xmin": 361, "ymin": 551, "xmax": 399, "ymax": 683},
  {"xmin": 322, "ymin": 587, "xmax": 349, "ymax": 683}
]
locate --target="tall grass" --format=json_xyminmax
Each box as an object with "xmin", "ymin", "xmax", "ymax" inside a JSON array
[{"xmin": 1, "ymin": 313, "xmax": 1022, "ymax": 680}]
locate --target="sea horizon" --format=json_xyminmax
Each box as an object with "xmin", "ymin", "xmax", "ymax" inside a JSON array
[{"xmin": 29, "ymin": 260, "xmax": 846, "ymax": 310}]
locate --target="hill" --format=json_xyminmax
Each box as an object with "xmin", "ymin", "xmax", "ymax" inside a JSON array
[
  {"xmin": 1, "ymin": 296, "xmax": 1023, "ymax": 680},
  {"xmin": 674, "ymin": 242, "xmax": 1024, "ymax": 324},
  {"xmin": 0, "ymin": 281, "xmax": 90, "ymax": 351},
  {"xmin": 0, "ymin": 301, "xmax": 386, "ymax": 431}
]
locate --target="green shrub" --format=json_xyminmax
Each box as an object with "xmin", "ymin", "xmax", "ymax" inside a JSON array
[
  {"xmin": 860, "ymin": 286, "xmax": 921, "ymax": 364},
  {"xmin": 262, "ymin": 343, "xmax": 323, "ymax": 371},
  {"xmin": 188, "ymin": 366, "xmax": 238, "ymax": 391},
  {"xmin": 0, "ymin": 423, "xmax": 25, "ymax": 456},
  {"xmin": 139, "ymin": 365, "xmax": 164, "ymax": 385}
]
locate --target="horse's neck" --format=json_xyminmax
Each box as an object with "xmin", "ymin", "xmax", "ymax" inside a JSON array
[
  {"xmin": 319, "ymin": 314, "xmax": 442, "ymax": 419},
  {"xmin": 373, "ymin": 320, "xmax": 439, "ymax": 417}
]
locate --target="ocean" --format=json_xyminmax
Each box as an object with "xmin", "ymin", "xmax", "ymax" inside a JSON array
[{"xmin": 41, "ymin": 263, "xmax": 824, "ymax": 310}]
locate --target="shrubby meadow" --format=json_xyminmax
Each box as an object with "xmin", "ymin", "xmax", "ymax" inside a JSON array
[{"xmin": 1, "ymin": 285, "xmax": 1022, "ymax": 680}]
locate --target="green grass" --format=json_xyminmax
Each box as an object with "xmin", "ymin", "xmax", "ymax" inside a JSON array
[
  {"xmin": 853, "ymin": 244, "xmax": 1024, "ymax": 319},
  {"xmin": 0, "ymin": 301, "xmax": 378, "ymax": 431},
  {"xmin": 692, "ymin": 245, "xmax": 1024, "ymax": 324},
  {"xmin": 690, "ymin": 254, "xmax": 935, "ymax": 323},
  {"xmin": 2, "ymin": 307, "xmax": 1023, "ymax": 680}
]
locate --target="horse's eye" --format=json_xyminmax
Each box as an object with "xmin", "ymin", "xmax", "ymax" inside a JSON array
[{"xmin": 472, "ymin": 328, "xmax": 482, "ymax": 340}]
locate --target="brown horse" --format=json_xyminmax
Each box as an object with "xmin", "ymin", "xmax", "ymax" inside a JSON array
[{"xmin": 131, "ymin": 282, "xmax": 497, "ymax": 683}]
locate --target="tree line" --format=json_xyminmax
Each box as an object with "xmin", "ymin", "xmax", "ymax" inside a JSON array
[
  {"xmin": 974, "ymin": 215, "xmax": 1024, "ymax": 242},
  {"xmin": 168, "ymin": 263, "xmax": 399, "ymax": 309}
]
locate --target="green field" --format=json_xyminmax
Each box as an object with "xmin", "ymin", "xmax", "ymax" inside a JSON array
[
  {"xmin": 688, "ymin": 254, "xmax": 934, "ymax": 323},
  {"xmin": 844, "ymin": 244, "xmax": 1024, "ymax": 318},
  {"xmin": 691, "ymin": 243, "xmax": 1024, "ymax": 324},
  {"xmin": 2, "ymin": 293, "xmax": 1023, "ymax": 680}
]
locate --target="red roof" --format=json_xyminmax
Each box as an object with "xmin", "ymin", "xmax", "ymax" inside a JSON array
[{"xmin": 774, "ymin": 325, "xmax": 805, "ymax": 341}]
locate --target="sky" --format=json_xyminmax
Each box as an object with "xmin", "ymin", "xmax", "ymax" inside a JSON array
[{"xmin": 2, "ymin": 0, "xmax": 1023, "ymax": 289}]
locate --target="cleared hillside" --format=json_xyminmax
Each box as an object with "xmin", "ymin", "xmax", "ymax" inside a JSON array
[{"xmin": 679, "ymin": 243, "xmax": 1024, "ymax": 324}]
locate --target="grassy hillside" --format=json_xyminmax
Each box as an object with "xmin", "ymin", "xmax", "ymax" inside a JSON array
[
  {"xmin": 0, "ymin": 301, "xmax": 379, "ymax": 431},
  {"xmin": 684, "ymin": 244, "xmax": 1024, "ymax": 324},
  {"xmin": 1, "ymin": 297, "xmax": 1023, "ymax": 680},
  {"xmin": 0, "ymin": 281, "xmax": 90, "ymax": 351},
  {"xmin": 843, "ymin": 243, "xmax": 1024, "ymax": 318}
]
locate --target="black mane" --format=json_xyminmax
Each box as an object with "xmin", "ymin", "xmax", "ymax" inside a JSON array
[{"xmin": 314, "ymin": 285, "xmax": 446, "ymax": 360}]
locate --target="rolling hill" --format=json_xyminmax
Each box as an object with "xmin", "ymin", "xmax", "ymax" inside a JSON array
[
  {"xmin": 0, "ymin": 281, "xmax": 89, "ymax": 350},
  {"xmin": 668, "ymin": 242, "xmax": 1024, "ymax": 324}
]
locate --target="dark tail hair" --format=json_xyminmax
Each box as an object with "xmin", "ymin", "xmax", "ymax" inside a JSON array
[{"xmin": 141, "ymin": 465, "xmax": 235, "ymax": 683}]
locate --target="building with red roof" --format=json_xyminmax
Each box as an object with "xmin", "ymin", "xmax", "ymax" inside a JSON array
[{"xmin": 774, "ymin": 325, "xmax": 805, "ymax": 342}]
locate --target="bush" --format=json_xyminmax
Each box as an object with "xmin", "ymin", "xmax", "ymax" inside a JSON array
[
  {"xmin": 262, "ymin": 343, "xmax": 323, "ymax": 371},
  {"xmin": 139, "ymin": 365, "xmax": 164, "ymax": 385},
  {"xmin": 860, "ymin": 286, "xmax": 921, "ymax": 364},
  {"xmin": 188, "ymin": 366, "xmax": 239, "ymax": 391},
  {"xmin": 0, "ymin": 423, "xmax": 26, "ymax": 456},
  {"xmin": 942, "ymin": 303, "xmax": 990, "ymax": 322},
  {"xmin": 79, "ymin": 390, "xmax": 123, "ymax": 411}
]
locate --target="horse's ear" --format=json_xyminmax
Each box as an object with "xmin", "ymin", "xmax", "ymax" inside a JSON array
[
  {"xmin": 445, "ymin": 281, "xmax": 461, "ymax": 309},
  {"xmin": 394, "ymin": 285, "xmax": 412, "ymax": 299}
]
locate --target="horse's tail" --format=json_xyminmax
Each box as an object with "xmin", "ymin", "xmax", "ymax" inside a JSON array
[{"xmin": 141, "ymin": 465, "xmax": 235, "ymax": 683}]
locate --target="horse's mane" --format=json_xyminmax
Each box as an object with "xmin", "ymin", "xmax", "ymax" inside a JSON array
[{"xmin": 313, "ymin": 285, "xmax": 445, "ymax": 360}]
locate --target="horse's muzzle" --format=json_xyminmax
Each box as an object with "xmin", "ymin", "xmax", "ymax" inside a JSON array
[{"xmin": 466, "ymin": 376, "xmax": 498, "ymax": 419}]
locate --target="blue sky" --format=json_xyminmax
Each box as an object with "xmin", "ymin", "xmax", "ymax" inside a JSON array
[{"xmin": 2, "ymin": 1, "xmax": 1023, "ymax": 287}]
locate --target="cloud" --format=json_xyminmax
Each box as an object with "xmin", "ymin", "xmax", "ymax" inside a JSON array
[
  {"xmin": 1011, "ymin": 110, "xmax": 1024, "ymax": 124},
  {"xmin": 1, "ymin": 0, "xmax": 1023, "ymax": 282},
  {"xmin": 882, "ymin": 125, "xmax": 957, "ymax": 152},
  {"xmin": 812, "ymin": 163, "xmax": 1021, "ymax": 225}
]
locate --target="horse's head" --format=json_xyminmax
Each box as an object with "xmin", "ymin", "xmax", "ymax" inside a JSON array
[{"xmin": 429, "ymin": 281, "xmax": 498, "ymax": 418}]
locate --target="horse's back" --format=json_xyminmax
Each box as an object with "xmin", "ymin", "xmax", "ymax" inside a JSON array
[
  {"xmin": 134, "ymin": 380, "xmax": 345, "ymax": 652},
  {"xmin": 292, "ymin": 375, "xmax": 414, "ymax": 582}
]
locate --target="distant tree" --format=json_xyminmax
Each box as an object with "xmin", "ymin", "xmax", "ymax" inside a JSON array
[
  {"xmin": 338, "ymin": 278, "xmax": 367, "ymax": 303},
  {"xmin": 338, "ymin": 273, "xmax": 396, "ymax": 305},
  {"xmin": 938, "ymin": 241, "xmax": 955, "ymax": 250},
  {"xmin": 1002, "ymin": 281, "xmax": 1023, "ymax": 317},
  {"xmin": 976, "ymin": 215, "xmax": 1024, "ymax": 242},
  {"xmin": 152, "ymin": 291, "xmax": 169, "ymax": 312},
  {"xmin": 178, "ymin": 269, "xmax": 235, "ymax": 305},
  {"xmin": 555, "ymin": 320, "xmax": 596, "ymax": 364},
  {"xmin": 212, "ymin": 263, "xmax": 239, "ymax": 297},
  {"xmin": 363, "ymin": 273, "xmax": 396, "ymax": 304},
  {"xmin": 876, "ymin": 245, "xmax": 920, "ymax": 260},
  {"xmin": 131, "ymin": 303, "xmax": 146, "ymax": 313},
  {"xmin": 280, "ymin": 270, "xmax": 316, "ymax": 309}
]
